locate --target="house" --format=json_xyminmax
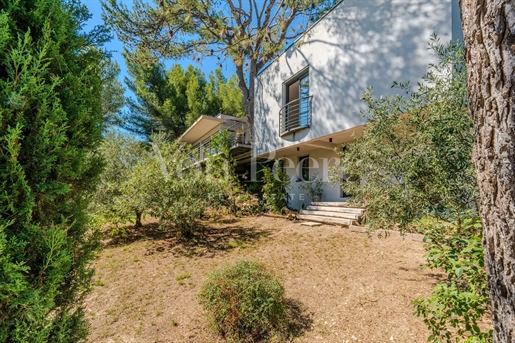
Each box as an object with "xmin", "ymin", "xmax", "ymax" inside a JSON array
[
  {"xmin": 179, "ymin": 114, "xmax": 252, "ymax": 175},
  {"xmin": 180, "ymin": 0, "xmax": 462, "ymax": 214},
  {"xmin": 253, "ymin": 0, "xmax": 463, "ymax": 210}
]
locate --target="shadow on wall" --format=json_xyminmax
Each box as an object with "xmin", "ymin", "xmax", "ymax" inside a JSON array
[{"xmin": 254, "ymin": 0, "xmax": 452, "ymax": 156}]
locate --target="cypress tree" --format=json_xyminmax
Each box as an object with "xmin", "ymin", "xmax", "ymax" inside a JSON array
[{"xmin": 0, "ymin": 0, "xmax": 105, "ymax": 341}]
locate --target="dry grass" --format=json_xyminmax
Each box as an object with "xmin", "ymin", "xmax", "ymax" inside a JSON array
[{"xmin": 85, "ymin": 216, "xmax": 444, "ymax": 343}]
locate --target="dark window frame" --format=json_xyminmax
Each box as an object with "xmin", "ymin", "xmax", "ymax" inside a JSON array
[
  {"xmin": 297, "ymin": 155, "xmax": 310, "ymax": 182},
  {"xmin": 280, "ymin": 67, "xmax": 311, "ymax": 136}
]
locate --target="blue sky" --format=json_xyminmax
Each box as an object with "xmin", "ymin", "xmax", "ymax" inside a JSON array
[{"xmin": 81, "ymin": 0, "xmax": 236, "ymax": 99}]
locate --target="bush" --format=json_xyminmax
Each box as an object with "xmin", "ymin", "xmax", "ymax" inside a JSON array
[
  {"xmin": 90, "ymin": 132, "xmax": 224, "ymax": 237},
  {"xmin": 0, "ymin": 0, "xmax": 106, "ymax": 341},
  {"xmin": 413, "ymin": 216, "xmax": 492, "ymax": 342},
  {"xmin": 329, "ymin": 38, "xmax": 491, "ymax": 342},
  {"xmin": 262, "ymin": 162, "xmax": 291, "ymax": 214},
  {"xmin": 199, "ymin": 260, "xmax": 287, "ymax": 342},
  {"xmin": 137, "ymin": 134, "xmax": 222, "ymax": 237}
]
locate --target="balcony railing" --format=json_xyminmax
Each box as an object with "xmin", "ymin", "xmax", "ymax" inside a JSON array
[
  {"xmin": 188, "ymin": 121, "xmax": 250, "ymax": 164},
  {"xmin": 279, "ymin": 95, "xmax": 312, "ymax": 136}
]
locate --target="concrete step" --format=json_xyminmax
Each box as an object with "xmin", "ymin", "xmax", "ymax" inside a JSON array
[
  {"xmin": 297, "ymin": 214, "xmax": 354, "ymax": 226},
  {"xmin": 306, "ymin": 205, "xmax": 364, "ymax": 215},
  {"xmin": 300, "ymin": 210, "xmax": 360, "ymax": 220},
  {"xmin": 310, "ymin": 202, "xmax": 358, "ymax": 207}
]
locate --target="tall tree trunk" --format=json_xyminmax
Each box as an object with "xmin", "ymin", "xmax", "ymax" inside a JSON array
[
  {"xmin": 459, "ymin": 1, "xmax": 515, "ymax": 341},
  {"xmin": 235, "ymin": 62, "xmax": 256, "ymax": 141}
]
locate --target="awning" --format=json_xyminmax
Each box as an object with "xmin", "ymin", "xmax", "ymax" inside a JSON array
[{"xmin": 179, "ymin": 115, "xmax": 225, "ymax": 144}]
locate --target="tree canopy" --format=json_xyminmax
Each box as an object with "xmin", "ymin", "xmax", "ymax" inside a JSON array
[
  {"xmin": 332, "ymin": 38, "xmax": 491, "ymax": 342},
  {"xmin": 0, "ymin": 0, "xmax": 107, "ymax": 341},
  {"xmin": 101, "ymin": 58, "xmax": 125, "ymax": 127},
  {"xmin": 123, "ymin": 50, "xmax": 245, "ymax": 139},
  {"xmin": 335, "ymin": 38, "xmax": 475, "ymax": 231},
  {"xmin": 102, "ymin": 0, "xmax": 339, "ymax": 135}
]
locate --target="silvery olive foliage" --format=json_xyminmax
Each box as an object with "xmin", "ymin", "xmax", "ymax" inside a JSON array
[{"xmin": 331, "ymin": 38, "xmax": 491, "ymax": 342}]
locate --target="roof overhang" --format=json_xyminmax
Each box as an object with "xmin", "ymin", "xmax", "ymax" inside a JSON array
[
  {"xmin": 255, "ymin": 124, "xmax": 366, "ymax": 159},
  {"xmin": 179, "ymin": 115, "xmax": 225, "ymax": 144}
]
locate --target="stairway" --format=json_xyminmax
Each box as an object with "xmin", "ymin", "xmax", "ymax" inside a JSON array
[{"xmin": 297, "ymin": 202, "xmax": 365, "ymax": 226}]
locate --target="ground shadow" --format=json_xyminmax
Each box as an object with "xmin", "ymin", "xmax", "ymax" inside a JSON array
[
  {"xmin": 283, "ymin": 298, "xmax": 314, "ymax": 340},
  {"xmin": 102, "ymin": 217, "xmax": 273, "ymax": 258},
  {"xmin": 217, "ymin": 298, "xmax": 313, "ymax": 343}
]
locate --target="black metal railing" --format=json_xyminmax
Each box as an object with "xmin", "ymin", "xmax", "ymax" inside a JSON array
[{"xmin": 279, "ymin": 95, "xmax": 312, "ymax": 136}]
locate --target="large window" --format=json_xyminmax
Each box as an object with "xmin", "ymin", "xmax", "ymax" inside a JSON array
[{"xmin": 280, "ymin": 69, "xmax": 311, "ymax": 136}]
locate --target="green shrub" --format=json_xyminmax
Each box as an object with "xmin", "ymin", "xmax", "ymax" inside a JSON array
[
  {"xmin": 90, "ymin": 130, "xmax": 146, "ymax": 229},
  {"xmin": 199, "ymin": 260, "xmax": 287, "ymax": 342},
  {"xmin": 262, "ymin": 162, "xmax": 291, "ymax": 214},
  {"xmin": 0, "ymin": 0, "xmax": 106, "ymax": 341},
  {"xmin": 413, "ymin": 216, "xmax": 492, "ymax": 342},
  {"xmin": 330, "ymin": 38, "xmax": 491, "ymax": 342},
  {"xmin": 139, "ymin": 134, "xmax": 222, "ymax": 237},
  {"xmin": 90, "ymin": 132, "xmax": 224, "ymax": 237}
]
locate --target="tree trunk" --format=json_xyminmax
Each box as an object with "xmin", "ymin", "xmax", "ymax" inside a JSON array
[
  {"xmin": 235, "ymin": 61, "xmax": 256, "ymax": 141},
  {"xmin": 459, "ymin": 1, "xmax": 515, "ymax": 341},
  {"xmin": 135, "ymin": 211, "xmax": 143, "ymax": 227}
]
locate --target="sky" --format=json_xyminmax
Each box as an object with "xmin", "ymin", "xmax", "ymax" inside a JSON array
[{"xmin": 81, "ymin": 0, "xmax": 236, "ymax": 99}]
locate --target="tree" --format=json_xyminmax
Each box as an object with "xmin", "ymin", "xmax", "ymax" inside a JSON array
[
  {"xmin": 0, "ymin": 0, "xmax": 106, "ymax": 341},
  {"xmin": 334, "ymin": 39, "xmax": 492, "ymax": 341},
  {"xmin": 101, "ymin": 58, "xmax": 125, "ymax": 127},
  {"xmin": 90, "ymin": 131, "xmax": 146, "ymax": 229},
  {"xmin": 123, "ymin": 50, "xmax": 244, "ymax": 139},
  {"xmin": 102, "ymin": 0, "xmax": 339, "ymax": 136},
  {"xmin": 459, "ymin": 1, "xmax": 515, "ymax": 341},
  {"xmin": 91, "ymin": 132, "xmax": 226, "ymax": 237},
  {"xmin": 334, "ymin": 38, "xmax": 475, "ymax": 231}
]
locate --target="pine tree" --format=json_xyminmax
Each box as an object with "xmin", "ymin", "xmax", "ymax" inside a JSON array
[
  {"xmin": 0, "ymin": 0, "xmax": 106, "ymax": 341},
  {"xmin": 103, "ymin": 0, "xmax": 339, "ymax": 137},
  {"xmin": 123, "ymin": 50, "xmax": 244, "ymax": 139}
]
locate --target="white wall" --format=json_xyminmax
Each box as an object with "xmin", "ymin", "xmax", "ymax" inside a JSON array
[
  {"xmin": 281, "ymin": 148, "xmax": 342, "ymax": 210},
  {"xmin": 254, "ymin": 0, "xmax": 458, "ymax": 157}
]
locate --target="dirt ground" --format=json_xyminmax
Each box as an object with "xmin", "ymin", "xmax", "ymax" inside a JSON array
[{"xmin": 85, "ymin": 215, "xmax": 445, "ymax": 343}]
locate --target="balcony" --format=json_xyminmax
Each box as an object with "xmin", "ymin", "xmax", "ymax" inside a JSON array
[
  {"xmin": 188, "ymin": 120, "xmax": 251, "ymax": 164},
  {"xmin": 279, "ymin": 95, "xmax": 312, "ymax": 136}
]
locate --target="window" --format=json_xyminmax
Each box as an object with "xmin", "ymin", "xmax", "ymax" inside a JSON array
[
  {"xmin": 298, "ymin": 155, "xmax": 309, "ymax": 181},
  {"xmin": 280, "ymin": 68, "xmax": 311, "ymax": 135}
]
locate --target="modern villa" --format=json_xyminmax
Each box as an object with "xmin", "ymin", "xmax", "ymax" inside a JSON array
[{"xmin": 181, "ymin": 0, "xmax": 463, "ymax": 215}]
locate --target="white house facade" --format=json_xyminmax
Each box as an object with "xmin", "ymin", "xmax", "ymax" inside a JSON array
[{"xmin": 253, "ymin": 0, "xmax": 462, "ymax": 209}]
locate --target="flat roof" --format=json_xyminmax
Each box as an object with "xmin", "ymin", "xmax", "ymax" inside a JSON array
[{"xmin": 179, "ymin": 115, "xmax": 225, "ymax": 144}]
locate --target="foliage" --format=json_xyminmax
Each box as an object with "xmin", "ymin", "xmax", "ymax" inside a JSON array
[
  {"xmin": 205, "ymin": 129, "xmax": 263, "ymax": 216},
  {"xmin": 330, "ymin": 37, "xmax": 491, "ymax": 342},
  {"xmin": 331, "ymin": 37, "xmax": 475, "ymax": 231},
  {"xmin": 145, "ymin": 135, "xmax": 223, "ymax": 237},
  {"xmin": 90, "ymin": 131, "xmax": 146, "ymax": 231},
  {"xmin": 262, "ymin": 161, "xmax": 291, "ymax": 214},
  {"xmin": 122, "ymin": 49, "xmax": 244, "ymax": 139},
  {"xmin": 0, "ymin": 0, "xmax": 107, "ymax": 341},
  {"xmin": 102, "ymin": 0, "xmax": 339, "ymax": 132},
  {"xmin": 299, "ymin": 174, "xmax": 324, "ymax": 201},
  {"xmin": 205, "ymin": 129, "xmax": 240, "ymax": 213},
  {"xmin": 219, "ymin": 74, "xmax": 247, "ymax": 118},
  {"xmin": 414, "ymin": 216, "xmax": 492, "ymax": 342},
  {"xmin": 101, "ymin": 58, "xmax": 125, "ymax": 127},
  {"xmin": 199, "ymin": 259, "xmax": 287, "ymax": 343},
  {"xmin": 92, "ymin": 132, "xmax": 223, "ymax": 237}
]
